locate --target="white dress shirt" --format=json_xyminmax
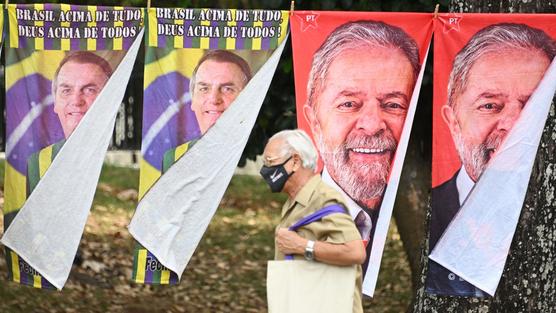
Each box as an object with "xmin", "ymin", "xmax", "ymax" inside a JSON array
[
  {"xmin": 456, "ymin": 167, "xmax": 476, "ymax": 206},
  {"xmin": 322, "ymin": 167, "xmax": 372, "ymax": 242}
]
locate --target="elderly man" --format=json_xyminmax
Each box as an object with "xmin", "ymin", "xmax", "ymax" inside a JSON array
[
  {"xmin": 162, "ymin": 50, "xmax": 252, "ymax": 170},
  {"xmin": 261, "ymin": 129, "xmax": 365, "ymax": 313},
  {"xmin": 303, "ymin": 20, "xmax": 420, "ymax": 269},
  {"xmin": 427, "ymin": 23, "xmax": 556, "ymax": 296},
  {"xmin": 4, "ymin": 51, "xmax": 113, "ymax": 288}
]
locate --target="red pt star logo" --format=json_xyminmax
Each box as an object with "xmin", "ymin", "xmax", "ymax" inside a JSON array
[
  {"xmin": 296, "ymin": 12, "xmax": 319, "ymax": 32},
  {"xmin": 440, "ymin": 13, "xmax": 463, "ymax": 33}
]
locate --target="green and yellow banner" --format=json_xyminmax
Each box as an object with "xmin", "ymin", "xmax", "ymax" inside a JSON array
[
  {"xmin": 131, "ymin": 8, "xmax": 288, "ymax": 284},
  {"xmin": 2, "ymin": 3, "xmax": 142, "ymax": 289},
  {"xmin": 0, "ymin": 4, "xmax": 4, "ymax": 48}
]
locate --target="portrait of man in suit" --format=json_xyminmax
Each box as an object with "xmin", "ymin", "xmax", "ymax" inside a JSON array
[
  {"xmin": 427, "ymin": 23, "xmax": 556, "ymax": 296},
  {"xmin": 303, "ymin": 20, "xmax": 421, "ymax": 272}
]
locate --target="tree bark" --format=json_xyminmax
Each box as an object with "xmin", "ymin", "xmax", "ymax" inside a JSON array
[
  {"xmin": 393, "ymin": 76, "xmax": 432, "ymax": 289},
  {"xmin": 411, "ymin": 1, "xmax": 556, "ymax": 312}
]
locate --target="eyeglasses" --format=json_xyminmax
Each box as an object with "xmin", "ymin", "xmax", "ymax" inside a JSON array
[{"xmin": 263, "ymin": 154, "xmax": 292, "ymax": 167}]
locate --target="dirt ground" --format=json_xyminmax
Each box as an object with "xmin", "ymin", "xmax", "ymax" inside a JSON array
[{"xmin": 0, "ymin": 174, "xmax": 412, "ymax": 313}]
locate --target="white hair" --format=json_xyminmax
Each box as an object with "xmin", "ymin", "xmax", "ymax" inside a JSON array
[
  {"xmin": 269, "ymin": 129, "xmax": 318, "ymax": 171},
  {"xmin": 306, "ymin": 20, "xmax": 420, "ymax": 109}
]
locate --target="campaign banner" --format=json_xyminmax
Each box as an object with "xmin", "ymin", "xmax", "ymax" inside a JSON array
[
  {"xmin": 427, "ymin": 14, "xmax": 556, "ymax": 296},
  {"xmin": 291, "ymin": 11, "xmax": 433, "ymax": 297},
  {"xmin": 1, "ymin": 3, "xmax": 143, "ymax": 289},
  {"xmin": 129, "ymin": 8, "xmax": 288, "ymax": 284}
]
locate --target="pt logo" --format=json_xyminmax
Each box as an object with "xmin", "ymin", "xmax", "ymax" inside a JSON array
[
  {"xmin": 296, "ymin": 12, "xmax": 319, "ymax": 32},
  {"xmin": 441, "ymin": 13, "xmax": 463, "ymax": 33}
]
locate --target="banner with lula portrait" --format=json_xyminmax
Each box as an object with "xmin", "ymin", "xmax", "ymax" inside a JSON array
[
  {"xmin": 291, "ymin": 11, "xmax": 433, "ymax": 297},
  {"xmin": 428, "ymin": 13, "xmax": 556, "ymax": 297}
]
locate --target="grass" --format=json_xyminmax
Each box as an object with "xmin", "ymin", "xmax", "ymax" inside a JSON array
[{"xmin": 0, "ymin": 162, "xmax": 411, "ymax": 312}]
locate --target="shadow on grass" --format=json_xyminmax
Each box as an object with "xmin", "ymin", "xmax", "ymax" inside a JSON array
[{"xmin": 0, "ymin": 163, "xmax": 411, "ymax": 313}]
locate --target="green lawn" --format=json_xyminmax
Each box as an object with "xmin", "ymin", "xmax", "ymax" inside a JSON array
[{"xmin": 0, "ymin": 162, "xmax": 411, "ymax": 312}]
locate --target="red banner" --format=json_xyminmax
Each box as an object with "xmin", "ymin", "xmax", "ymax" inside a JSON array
[
  {"xmin": 433, "ymin": 13, "xmax": 556, "ymax": 186},
  {"xmin": 429, "ymin": 13, "xmax": 556, "ymax": 296},
  {"xmin": 291, "ymin": 11, "xmax": 432, "ymax": 296}
]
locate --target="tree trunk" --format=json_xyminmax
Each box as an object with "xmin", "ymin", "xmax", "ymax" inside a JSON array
[
  {"xmin": 393, "ymin": 75, "xmax": 432, "ymax": 289},
  {"xmin": 411, "ymin": 1, "xmax": 556, "ymax": 312}
]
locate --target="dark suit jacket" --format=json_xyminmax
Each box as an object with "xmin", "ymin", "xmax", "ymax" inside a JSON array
[
  {"xmin": 425, "ymin": 170, "xmax": 486, "ymax": 297},
  {"xmin": 361, "ymin": 208, "xmax": 379, "ymax": 276}
]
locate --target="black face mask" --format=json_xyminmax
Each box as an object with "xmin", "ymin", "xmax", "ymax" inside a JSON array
[{"xmin": 260, "ymin": 156, "xmax": 293, "ymax": 193}]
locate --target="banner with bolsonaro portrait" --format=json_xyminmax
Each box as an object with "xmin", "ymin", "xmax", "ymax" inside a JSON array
[
  {"xmin": 128, "ymin": 8, "xmax": 289, "ymax": 284},
  {"xmin": 291, "ymin": 11, "xmax": 433, "ymax": 297},
  {"xmin": 428, "ymin": 14, "xmax": 556, "ymax": 297},
  {"xmin": 1, "ymin": 3, "xmax": 143, "ymax": 290}
]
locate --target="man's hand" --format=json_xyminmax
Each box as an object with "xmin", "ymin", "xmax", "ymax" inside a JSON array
[
  {"xmin": 275, "ymin": 228, "xmax": 366, "ymax": 265},
  {"xmin": 275, "ymin": 228, "xmax": 308, "ymax": 255}
]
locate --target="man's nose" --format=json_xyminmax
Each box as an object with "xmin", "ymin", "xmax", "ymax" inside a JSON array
[
  {"xmin": 207, "ymin": 88, "xmax": 223, "ymax": 105},
  {"xmin": 70, "ymin": 91, "xmax": 86, "ymax": 107},
  {"xmin": 496, "ymin": 105, "xmax": 521, "ymax": 131},
  {"xmin": 355, "ymin": 103, "xmax": 387, "ymax": 135}
]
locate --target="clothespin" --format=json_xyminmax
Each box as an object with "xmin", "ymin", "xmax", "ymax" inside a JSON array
[
  {"xmin": 290, "ymin": 0, "xmax": 295, "ymax": 12},
  {"xmin": 434, "ymin": 4, "xmax": 439, "ymax": 18},
  {"xmin": 147, "ymin": 0, "xmax": 151, "ymax": 9},
  {"xmin": 5, "ymin": 0, "xmax": 9, "ymax": 7}
]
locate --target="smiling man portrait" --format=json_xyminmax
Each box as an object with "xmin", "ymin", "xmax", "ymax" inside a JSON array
[
  {"xmin": 133, "ymin": 50, "xmax": 253, "ymax": 282},
  {"xmin": 25, "ymin": 51, "xmax": 114, "ymax": 194},
  {"xmin": 1, "ymin": 51, "xmax": 115, "ymax": 288},
  {"xmin": 303, "ymin": 20, "xmax": 421, "ymax": 272},
  {"xmin": 190, "ymin": 50, "xmax": 252, "ymax": 135},
  {"xmin": 52, "ymin": 51, "xmax": 113, "ymax": 139},
  {"xmin": 427, "ymin": 22, "xmax": 556, "ymax": 296},
  {"xmin": 161, "ymin": 50, "xmax": 252, "ymax": 171}
]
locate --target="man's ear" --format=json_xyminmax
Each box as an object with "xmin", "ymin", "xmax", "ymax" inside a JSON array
[
  {"xmin": 292, "ymin": 153, "xmax": 301, "ymax": 171},
  {"xmin": 303, "ymin": 104, "xmax": 318, "ymax": 135},
  {"xmin": 441, "ymin": 104, "xmax": 458, "ymax": 136}
]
